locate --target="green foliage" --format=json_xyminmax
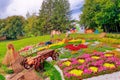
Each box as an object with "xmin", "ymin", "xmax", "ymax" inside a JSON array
[
  {"xmin": 44, "ymin": 61, "xmax": 62, "ymax": 80},
  {"xmin": 59, "ymin": 50, "xmax": 84, "ymax": 59},
  {"xmin": 1, "ymin": 65, "xmax": 14, "ymax": 74},
  {"xmin": 24, "ymin": 15, "xmax": 40, "ymax": 37},
  {"xmin": 80, "ymin": 0, "xmax": 120, "ymax": 32},
  {"xmin": 0, "ymin": 16, "xmax": 25, "ymax": 39},
  {"xmin": 5, "ymin": 69, "xmax": 14, "ymax": 74},
  {"xmin": 38, "ymin": 0, "xmax": 70, "ymax": 34},
  {"xmin": 99, "ymin": 38, "xmax": 120, "ymax": 44},
  {"xmin": 95, "ymin": 26, "xmax": 103, "ymax": 33},
  {"xmin": 0, "ymin": 74, "xmax": 5, "ymax": 80},
  {"xmin": 106, "ymin": 33, "xmax": 120, "ymax": 39}
]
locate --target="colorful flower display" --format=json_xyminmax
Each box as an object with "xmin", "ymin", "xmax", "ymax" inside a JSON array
[
  {"xmin": 69, "ymin": 69, "xmax": 83, "ymax": 76},
  {"xmin": 62, "ymin": 61, "xmax": 71, "ymax": 66},
  {"xmin": 65, "ymin": 44, "xmax": 87, "ymax": 51},
  {"xmin": 58, "ymin": 52, "xmax": 120, "ymax": 79}
]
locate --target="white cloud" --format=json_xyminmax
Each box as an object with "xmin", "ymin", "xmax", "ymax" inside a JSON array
[
  {"xmin": 3, "ymin": 0, "xmax": 43, "ymax": 18},
  {"xmin": 1, "ymin": 0, "xmax": 84, "ymax": 20},
  {"xmin": 69, "ymin": 0, "xmax": 84, "ymax": 20},
  {"xmin": 69, "ymin": 0, "xmax": 84, "ymax": 10}
]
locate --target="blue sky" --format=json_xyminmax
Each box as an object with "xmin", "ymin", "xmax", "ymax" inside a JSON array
[{"xmin": 0, "ymin": 0, "xmax": 84, "ymax": 20}]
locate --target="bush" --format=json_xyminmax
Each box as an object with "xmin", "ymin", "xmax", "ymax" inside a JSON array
[
  {"xmin": 0, "ymin": 74, "xmax": 5, "ymax": 80},
  {"xmin": 44, "ymin": 61, "xmax": 62, "ymax": 80},
  {"xmin": 5, "ymin": 69, "xmax": 14, "ymax": 74}
]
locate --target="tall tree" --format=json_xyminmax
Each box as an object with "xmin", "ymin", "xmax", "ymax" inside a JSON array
[{"xmin": 38, "ymin": 0, "xmax": 70, "ymax": 34}]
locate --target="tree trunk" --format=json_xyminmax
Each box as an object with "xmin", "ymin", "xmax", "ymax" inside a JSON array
[
  {"xmin": 115, "ymin": 26, "xmax": 118, "ymax": 33},
  {"xmin": 104, "ymin": 24, "xmax": 107, "ymax": 33}
]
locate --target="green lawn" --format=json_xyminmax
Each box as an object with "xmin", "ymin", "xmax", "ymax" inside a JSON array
[{"xmin": 0, "ymin": 34, "xmax": 66, "ymax": 63}]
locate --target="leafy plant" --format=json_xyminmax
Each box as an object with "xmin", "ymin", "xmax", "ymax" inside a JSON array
[
  {"xmin": 44, "ymin": 61, "xmax": 62, "ymax": 80},
  {"xmin": 0, "ymin": 74, "xmax": 5, "ymax": 80},
  {"xmin": 5, "ymin": 69, "xmax": 14, "ymax": 74}
]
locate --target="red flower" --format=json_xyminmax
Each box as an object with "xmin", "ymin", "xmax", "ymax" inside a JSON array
[{"xmin": 65, "ymin": 44, "xmax": 87, "ymax": 51}]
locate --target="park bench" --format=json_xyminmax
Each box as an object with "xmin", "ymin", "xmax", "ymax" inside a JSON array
[{"xmin": 22, "ymin": 49, "xmax": 59, "ymax": 71}]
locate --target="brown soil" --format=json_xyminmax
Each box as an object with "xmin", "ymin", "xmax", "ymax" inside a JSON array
[{"xmin": 6, "ymin": 69, "xmax": 43, "ymax": 80}]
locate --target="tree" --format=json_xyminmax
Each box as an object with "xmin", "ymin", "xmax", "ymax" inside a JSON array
[
  {"xmin": 2, "ymin": 16, "xmax": 25, "ymax": 39},
  {"xmin": 80, "ymin": 0, "xmax": 120, "ymax": 32},
  {"xmin": 0, "ymin": 19, "xmax": 6, "ymax": 37},
  {"xmin": 24, "ymin": 15, "xmax": 40, "ymax": 37},
  {"xmin": 38, "ymin": 0, "xmax": 70, "ymax": 34}
]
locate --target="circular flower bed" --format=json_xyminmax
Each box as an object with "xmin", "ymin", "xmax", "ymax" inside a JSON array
[{"xmin": 58, "ymin": 52, "xmax": 120, "ymax": 80}]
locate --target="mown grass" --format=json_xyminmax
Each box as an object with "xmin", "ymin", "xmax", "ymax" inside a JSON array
[{"xmin": 0, "ymin": 34, "xmax": 66, "ymax": 63}]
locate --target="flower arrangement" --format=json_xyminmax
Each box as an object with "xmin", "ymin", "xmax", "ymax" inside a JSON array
[
  {"xmin": 65, "ymin": 44, "xmax": 87, "ymax": 54},
  {"xmin": 58, "ymin": 52, "xmax": 120, "ymax": 80},
  {"xmin": 68, "ymin": 39, "xmax": 82, "ymax": 44},
  {"xmin": 49, "ymin": 42, "xmax": 66, "ymax": 49}
]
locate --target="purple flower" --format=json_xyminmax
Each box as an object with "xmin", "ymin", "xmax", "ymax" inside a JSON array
[
  {"xmin": 84, "ymin": 68, "xmax": 92, "ymax": 74},
  {"xmin": 98, "ymin": 66, "xmax": 107, "ymax": 72},
  {"xmin": 93, "ymin": 52, "xmax": 104, "ymax": 56},
  {"xmin": 80, "ymin": 54, "xmax": 90, "ymax": 58},
  {"xmin": 85, "ymin": 57, "xmax": 93, "ymax": 62},
  {"xmin": 95, "ymin": 60, "xmax": 104, "ymax": 65},
  {"xmin": 116, "ymin": 61, "xmax": 120, "ymax": 66},
  {"xmin": 63, "ymin": 66, "xmax": 73, "ymax": 71},
  {"xmin": 64, "ymin": 72, "xmax": 71, "ymax": 78},
  {"xmin": 78, "ymin": 65, "xmax": 86, "ymax": 70},
  {"xmin": 71, "ymin": 58, "xmax": 79, "ymax": 64}
]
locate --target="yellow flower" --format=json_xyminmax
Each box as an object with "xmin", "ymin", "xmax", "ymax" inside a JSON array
[
  {"xmin": 91, "ymin": 56, "xmax": 100, "ymax": 59},
  {"xmin": 89, "ymin": 66, "xmax": 98, "ymax": 73},
  {"xmin": 103, "ymin": 63, "xmax": 115, "ymax": 68},
  {"xmin": 78, "ymin": 59, "xmax": 85, "ymax": 63},
  {"xmin": 69, "ymin": 39, "xmax": 81, "ymax": 43},
  {"xmin": 82, "ymin": 40, "xmax": 85, "ymax": 43},
  {"xmin": 69, "ymin": 69, "xmax": 83, "ymax": 76},
  {"xmin": 104, "ymin": 54, "xmax": 113, "ymax": 57},
  {"xmin": 38, "ymin": 46, "xmax": 46, "ymax": 51},
  {"xmin": 49, "ymin": 42, "xmax": 64, "ymax": 47},
  {"xmin": 71, "ymin": 51, "xmax": 77, "ymax": 54},
  {"xmin": 62, "ymin": 39, "xmax": 66, "ymax": 43},
  {"xmin": 62, "ymin": 61, "xmax": 71, "ymax": 66}
]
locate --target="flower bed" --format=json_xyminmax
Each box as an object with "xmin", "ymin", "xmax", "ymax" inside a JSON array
[
  {"xmin": 67, "ymin": 39, "xmax": 83, "ymax": 44},
  {"xmin": 58, "ymin": 52, "xmax": 120, "ymax": 80},
  {"xmin": 65, "ymin": 44, "xmax": 87, "ymax": 52}
]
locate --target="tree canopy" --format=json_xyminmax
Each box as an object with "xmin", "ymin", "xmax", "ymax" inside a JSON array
[
  {"xmin": 38, "ymin": 0, "xmax": 70, "ymax": 34},
  {"xmin": 80, "ymin": 0, "xmax": 120, "ymax": 32},
  {"xmin": 0, "ymin": 16, "xmax": 25, "ymax": 39}
]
